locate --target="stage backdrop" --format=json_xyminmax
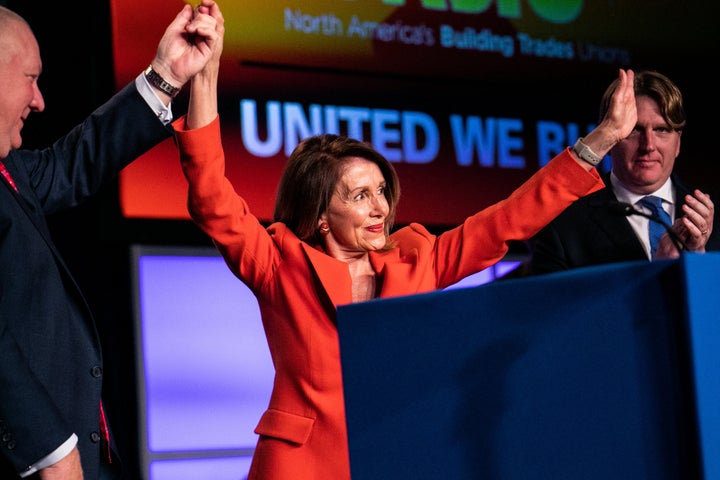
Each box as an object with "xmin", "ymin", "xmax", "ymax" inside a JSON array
[{"xmin": 111, "ymin": 0, "xmax": 715, "ymax": 226}]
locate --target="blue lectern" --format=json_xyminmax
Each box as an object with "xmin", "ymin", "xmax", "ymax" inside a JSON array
[{"xmin": 337, "ymin": 253, "xmax": 719, "ymax": 480}]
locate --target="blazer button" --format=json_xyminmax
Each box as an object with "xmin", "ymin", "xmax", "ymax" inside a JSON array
[
  {"xmin": 2, "ymin": 432, "xmax": 15, "ymax": 449},
  {"xmin": 91, "ymin": 431, "xmax": 102, "ymax": 443},
  {"xmin": 91, "ymin": 365, "xmax": 103, "ymax": 378}
]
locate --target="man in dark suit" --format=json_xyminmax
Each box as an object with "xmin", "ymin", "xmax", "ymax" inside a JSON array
[
  {"xmin": 0, "ymin": 2, "xmax": 222, "ymax": 478},
  {"xmin": 509, "ymin": 70, "xmax": 716, "ymax": 276}
]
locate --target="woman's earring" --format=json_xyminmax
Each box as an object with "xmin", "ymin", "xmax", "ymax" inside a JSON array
[{"xmin": 319, "ymin": 222, "xmax": 330, "ymax": 234}]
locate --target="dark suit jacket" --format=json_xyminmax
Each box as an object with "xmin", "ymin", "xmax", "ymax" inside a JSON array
[
  {"xmin": 0, "ymin": 83, "xmax": 172, "ymax": 479},
  {"xmin": 514, "ymin": 172, "xmax": 720, "ymax": 276}
]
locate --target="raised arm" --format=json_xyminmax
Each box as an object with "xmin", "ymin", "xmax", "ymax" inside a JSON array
[
  {"xmin": 185, "ymin": 0, "xmax": 224, "ymax": 129},
  {"xmin": 148, "ymin": 0, "xmax": 223, "ymax": 105},
  {"xmin": 569, "ymin": 69, "xmax": 637, "ymax": 170}
]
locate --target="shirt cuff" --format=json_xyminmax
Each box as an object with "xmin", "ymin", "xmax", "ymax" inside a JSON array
[
  {"xmin": 19, "ymin": 434, "xmax": 78, "ymax": 478},
  {"xmin": 135, "ymin": 72, "xmax": 174, "ymax": 125}
]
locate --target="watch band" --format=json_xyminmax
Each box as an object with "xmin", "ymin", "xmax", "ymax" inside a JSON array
[
  {"xmin": 572, "ymin": 138, "xmax": 603, "ymax": 166},
  {"xmin": 144, "ymin": 65, "xmax": 181, "ymax": 98}
]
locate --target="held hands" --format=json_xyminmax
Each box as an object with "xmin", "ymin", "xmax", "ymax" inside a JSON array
[
  {"xmin": 185, "ymin": 0, "xmax": 225, "ymax": 129},
  {"xmin": 186, "ymin": 0, "xmax": 224, "ymax": 130},
  {"xmin": 655, "ymin": 189, "xmax": 714, "ymax": 258},
  {"xmin": 197, "ymin": 1, "xmax": 224, "ymax": 68},
  {"xmin": 150, "ymin": 0, "xmax": 223, "ymax": 94},
  {"xmin": 191, "ymin": 0, "xmax": 224, "ymax": 89}
]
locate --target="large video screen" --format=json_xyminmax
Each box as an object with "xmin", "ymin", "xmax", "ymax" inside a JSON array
[{"xmin": 111, "ymin": 0, "xmax": 714, "ymax": 226}]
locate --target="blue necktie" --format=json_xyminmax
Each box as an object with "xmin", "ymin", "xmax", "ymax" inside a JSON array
[{"xmin": 637, "ymin": 195, "xmax": 671, "ymax": 258}]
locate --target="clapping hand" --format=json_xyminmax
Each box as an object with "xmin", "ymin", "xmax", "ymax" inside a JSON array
[{"xmin": 655, "ymin": 189, "xmax": 714, "ymax": 258}]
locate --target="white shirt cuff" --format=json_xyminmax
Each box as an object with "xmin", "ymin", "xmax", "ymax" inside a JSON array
[
  {"xmin": 19, "ymin": 434, "xmax": 78, "ymax": 478},
  {"xmin": 135, "ymin": 73, "xmax": 174, "ymax": 125}
]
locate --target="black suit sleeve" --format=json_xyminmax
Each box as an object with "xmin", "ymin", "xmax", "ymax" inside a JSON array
[{"xmin": 7, "ymin": 82, "xmax": 174, "ymax": 215}]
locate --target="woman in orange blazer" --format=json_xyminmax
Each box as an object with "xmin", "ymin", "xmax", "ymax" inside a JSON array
[{"xmin": 174, "ymin": 36, "xmax": 638, "ymax": 480}]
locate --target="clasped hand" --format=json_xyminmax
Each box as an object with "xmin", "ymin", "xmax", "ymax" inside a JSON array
[
  {"xmin": 152, "ymin": 0, "xmax": 223, "ymax": 90},
  {"xmin": 656, "ymin": 189, "xmax": 714, "ymax": 258}
]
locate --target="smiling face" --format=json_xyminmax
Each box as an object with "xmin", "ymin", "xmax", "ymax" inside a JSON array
[
  {"xmin": 610, "ymin": 95, "xmax": 681, "ymax": 194},
  {"xmin": 320, "ymin": 157, "xmax": 390, "ymax": 258},
  {"xmin": 0, "ymin": 14, "xmax": 45, "ymax": 158}
]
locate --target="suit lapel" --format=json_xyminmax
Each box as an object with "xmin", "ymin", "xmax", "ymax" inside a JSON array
[
  {"xmin": 368, "ymin": 249, "xmax": 416, "ymax": 297},
  {"xmin": 0, "ymin": 162, "xmax": 93, "ymax": 317},
  {"xmin": 586, "ymin": 188, "xmax": 647, "ymax": 256},
  {"xmin": 670, "ymin": 173, "xmax": 692, "ymax": 217},
  {"xmin": 300, "ymin": 243, "xmax": 353, "ymax": 307},
  {"xmin": 299, "ymin": 243, "xmax": 419, "ymax": 307}
]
